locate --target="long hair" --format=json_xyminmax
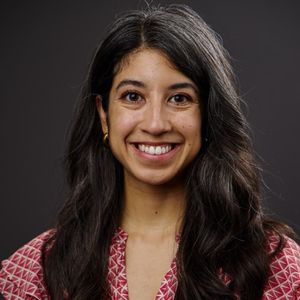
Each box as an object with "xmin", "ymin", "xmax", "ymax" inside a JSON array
[{"xmin": 42, "ymin": 4, "xmax": 293, "ymax": 299}]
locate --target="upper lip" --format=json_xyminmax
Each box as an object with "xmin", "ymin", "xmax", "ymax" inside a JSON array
[{"xmin": 130, "ymin": 142, "xmax": 178, "ymax": 146}]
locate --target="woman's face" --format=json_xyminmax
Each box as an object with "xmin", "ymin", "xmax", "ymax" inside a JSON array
[{"xmin": 97, "ymin": 48, "xmax": 202, "ymax": 186}]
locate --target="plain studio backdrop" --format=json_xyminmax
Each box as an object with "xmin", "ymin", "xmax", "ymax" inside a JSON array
[{"xmin": 0, "ymin": 0, "xmax": 299, "ymax": 260}]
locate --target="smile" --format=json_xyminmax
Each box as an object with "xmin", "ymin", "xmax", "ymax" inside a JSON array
[{"xmin": 137, "ymin": 144, "xmax": 173, "ymax": 155}]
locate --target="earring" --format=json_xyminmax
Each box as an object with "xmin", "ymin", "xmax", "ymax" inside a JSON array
[{"xmin": 103, "ymin": 132, "xmax": 109, "ymax": 146}]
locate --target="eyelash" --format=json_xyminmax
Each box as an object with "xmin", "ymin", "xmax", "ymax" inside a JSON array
[
  {"xmin": 120, "ymin": 91, "xmax": 192, "ymax": 105},
  {"xmin": 169, "ymin": 94, "xmax": 192, "ymax": 105},
  {"xmin": 121, "ymin": 91, "xmax": 142, "ymax": 102}
]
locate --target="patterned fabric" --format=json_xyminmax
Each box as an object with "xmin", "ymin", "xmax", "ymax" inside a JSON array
[
  {"xmin": 0, "ymin": 230, "xmax": 55, "ymax": 300},
  {"xmin": 107, "ymin": 228, "xmax": 179, "ymax": 299},
  {"xmin": 0, "ymin": 229, "xmax": 299, "ymax": 299},
  {"xmin": 263, "ymin": 234, "xmax": 300, "ymax": 300}
]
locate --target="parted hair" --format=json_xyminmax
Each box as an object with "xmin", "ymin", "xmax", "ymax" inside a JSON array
[{"xmin": 42, "ymin": 4, "xmax": 293, "ymax": 299}]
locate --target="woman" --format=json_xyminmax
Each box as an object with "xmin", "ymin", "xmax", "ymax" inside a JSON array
[{"xmin": 0, "ymin": 4, "xmax": 299, "ymax": 300}]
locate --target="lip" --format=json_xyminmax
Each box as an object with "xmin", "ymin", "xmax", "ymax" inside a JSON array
[
  {"xmin": 129, "ymin": 143, "xmax": 180, "ymax": 162},
  {"xmin": 131, "ymin": 142, "xmax": 176, "ymax": 146}
]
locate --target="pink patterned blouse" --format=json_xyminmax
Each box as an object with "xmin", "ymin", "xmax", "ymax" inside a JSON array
[{"xmin": 0, "ymin": 228, "xmax": 300, "ymax": 299}]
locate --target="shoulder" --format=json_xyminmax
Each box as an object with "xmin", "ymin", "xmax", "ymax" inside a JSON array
[
  {"xmin": 263, "ymin": 233, "xmax": 300, "ymax": 299},
  {"xmin": 0, "ymin": 229, "xmax": 55, "ymax": 300}
]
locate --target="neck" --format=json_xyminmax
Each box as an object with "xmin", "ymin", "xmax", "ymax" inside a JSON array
[{"xmin": 120, "ymin": 175, "xmax": 186, "ymax": 238}]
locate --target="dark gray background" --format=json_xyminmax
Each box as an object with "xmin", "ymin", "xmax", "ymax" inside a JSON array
[{"xmin": 0, "ymin": 0, "xmax": 299, "ymax": 260}]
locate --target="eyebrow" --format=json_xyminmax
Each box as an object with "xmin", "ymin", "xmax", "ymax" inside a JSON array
[
  {"xmin": 169, "ymin": 82, "xmax": 198, "ymax": 94},
  {"xmin": 116, "ymin": 80, "xmax": 145, "ymax": 90},
  {"xmin": 115, "ymin": 79, "xmax": 198, "ymax": 94}
]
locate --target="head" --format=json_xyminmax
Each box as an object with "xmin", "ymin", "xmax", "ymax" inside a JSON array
[
  {"xmin": 96, "ymin": 47, "xmax": 203, "ymax": 187},
  {"xmin": 78, "ymin": 4, "xmax": 242, "ymax": 187}
]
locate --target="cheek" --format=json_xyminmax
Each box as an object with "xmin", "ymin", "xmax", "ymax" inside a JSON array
[
  {"xmin": 186, "ymin": 124, "xmax": 202, "ymax": 150},
  {"xmin": 109, "ymin": 109, "xmax": 136, "ymax": 142},
  {"xmin": 177, "ymin": 112, "xmax": 202, "ymax": 144}
]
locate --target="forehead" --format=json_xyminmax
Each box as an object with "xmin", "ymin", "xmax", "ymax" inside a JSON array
[{"xmin": 112, "ymin": 48, "xmax": 195, "ymax": 88}]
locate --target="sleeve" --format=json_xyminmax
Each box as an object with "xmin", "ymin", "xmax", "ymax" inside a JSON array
[
  {"xmin": 262, "ymin": 235, "xmax": 300, "ymax": 300},
  {"xmin": 0, "ymin": 272, "xmax": 29, "ymax": 299},
  {"xmin": 0, "ymin": 230, "xmax": 55, "ymax": 300}
]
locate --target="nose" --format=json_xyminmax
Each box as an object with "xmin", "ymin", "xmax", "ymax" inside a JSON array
[{"xmin": 140, "ymin": 99, "xmax": 172, "ymax": 135}]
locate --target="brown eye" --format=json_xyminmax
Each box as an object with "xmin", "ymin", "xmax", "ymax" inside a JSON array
[
  {"xmin": 124, "ymin": 92, "xmax": 141, "ymax": 102},
  {"xmin": 169, "ymin": 94, "xmax": 190, "ymax": 105}
]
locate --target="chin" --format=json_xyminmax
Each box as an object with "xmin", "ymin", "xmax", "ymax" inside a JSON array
[{"xmin": 136, "ymin": 172, "xmax": 182, "ymax": 187}]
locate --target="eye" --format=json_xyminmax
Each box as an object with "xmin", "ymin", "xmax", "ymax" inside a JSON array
[
  {"xmin": 121, "ymin": 91, "xmax": 142, "ymax": 102},
  {"xmin": 169, "ymin": 94, "xmax": 191, "ymax": 105}
]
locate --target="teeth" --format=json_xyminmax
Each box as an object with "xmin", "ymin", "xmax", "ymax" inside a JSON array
[
  {"xmin": 155, "ymin": 147, "xmax": 161, "ymax": 155},
  {"xmin": 149, "ymin": 146, "xmax": 155, "ymax": 154},
  {"xmin": 137, "ymin": 144, "xmax": 173, "ymax": 155}
]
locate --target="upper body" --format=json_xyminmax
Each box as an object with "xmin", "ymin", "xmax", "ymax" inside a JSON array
[
  {"xmin": 2, "ymin": 4, "xmax": 299, "ymax": 299},
  {"xmin": 0, "ymin": 228, "xmax": 300, "ymax": 299}
]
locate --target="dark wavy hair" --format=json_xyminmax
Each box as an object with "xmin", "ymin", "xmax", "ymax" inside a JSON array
[{"xmin": 42, "ymin": 4, "xmax": 293, "ymax": 299}]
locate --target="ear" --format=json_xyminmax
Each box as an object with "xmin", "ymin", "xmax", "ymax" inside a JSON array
[{"xmin": 96, "ymin": 95, "xmax": 108, "ymax": 134}]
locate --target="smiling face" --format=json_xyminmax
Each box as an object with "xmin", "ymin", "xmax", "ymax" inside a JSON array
[{"xmin": 96, "ymin": 48, "xmax": 202, "ymax": 187}]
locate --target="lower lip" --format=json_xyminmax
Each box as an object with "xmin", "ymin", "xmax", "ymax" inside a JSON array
[{"xmin": 129, "ymin": 144, "xmax": 180, "ymax": 162}]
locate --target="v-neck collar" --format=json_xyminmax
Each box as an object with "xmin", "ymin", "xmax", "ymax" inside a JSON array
[{"xmin": 107, "ymin": 227, "xmax": 179, "ymax": 299}]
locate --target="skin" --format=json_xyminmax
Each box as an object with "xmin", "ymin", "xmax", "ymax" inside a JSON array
[{"xmin": 96, "ymin": 48, "xmax": 202, "ymax": 299}]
